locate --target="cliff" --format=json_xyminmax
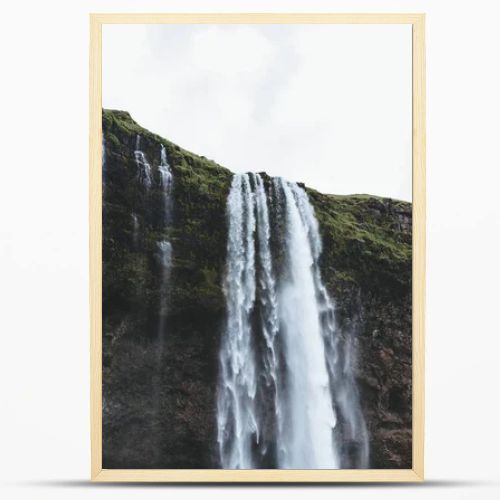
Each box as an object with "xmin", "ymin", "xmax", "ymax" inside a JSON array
[{"xmin": 102, "ymin": 109, "xmax": 412, "ymax": 469}]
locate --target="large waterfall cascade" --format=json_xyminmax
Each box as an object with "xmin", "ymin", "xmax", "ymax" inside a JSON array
[{"xmin": 217, "ymin": 173, "xmax": 369, "ymax": 469}]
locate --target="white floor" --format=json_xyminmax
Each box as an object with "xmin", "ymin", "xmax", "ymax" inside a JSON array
[{"xmin": 2, "ymin": 480, "xmax": 499, "ymax": 500}]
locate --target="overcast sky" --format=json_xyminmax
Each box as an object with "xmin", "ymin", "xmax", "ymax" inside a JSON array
[{"xmin": 103, "ymin": 24, "xmax": 412, "ymax": 201}]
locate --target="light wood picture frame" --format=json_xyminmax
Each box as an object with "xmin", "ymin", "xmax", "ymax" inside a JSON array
[{"xmin": 90, "ymin": 13, "xmax": 425, "ymax": 483}]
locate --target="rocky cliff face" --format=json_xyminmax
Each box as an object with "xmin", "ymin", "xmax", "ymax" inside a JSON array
[{"xmin": 102, "ymin": 109, "xmax": 412, "ymax": 469}]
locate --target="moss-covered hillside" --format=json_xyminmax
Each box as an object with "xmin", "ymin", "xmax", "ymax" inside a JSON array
[{"xmin": 102, "ymin": 109, "xmax": 412, "ymax": 469}]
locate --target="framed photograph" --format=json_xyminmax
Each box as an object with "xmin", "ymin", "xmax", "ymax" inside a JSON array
[{"xmin": 90, "ymin": 13, "xmax": 425, "ymax": 482}]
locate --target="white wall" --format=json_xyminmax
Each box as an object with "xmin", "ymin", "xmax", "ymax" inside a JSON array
[{"xmin": 1, "ymin": 1, "xmax": 499, "ymax": 499}]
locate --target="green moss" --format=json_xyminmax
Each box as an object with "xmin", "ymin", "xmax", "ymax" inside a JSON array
[
  {"xmin": 102, "ymin": 108, "xmax": 231, "ymax": 178},
  {"xmin": 307, "ymin": 188, "xmax": 412, "ymax": 296},
  {"xmin": 102, "ymin": 108, "xmax": 233, "ymax": 320},
  {"xmin": 104, "ymin": 131, "xmax": 120, "ymax": 148}
]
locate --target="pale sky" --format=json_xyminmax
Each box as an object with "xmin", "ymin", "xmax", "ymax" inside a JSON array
[{"xmin": 103, "ymin": 24, "xmax": 412, "ymax": 201}]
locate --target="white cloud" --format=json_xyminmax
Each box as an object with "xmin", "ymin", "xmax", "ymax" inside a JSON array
[
  {"xmin": 191, "ymin": 25, "xmax": 275, "ymax": 76},
  {"xmin": 103, "ymin": 24, "xmax": 412, "ymax": 201}
]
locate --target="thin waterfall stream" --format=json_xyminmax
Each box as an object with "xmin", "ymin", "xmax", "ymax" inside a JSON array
[
  {"xmin": 156, "ymin": 144, "xmax": 174, "ymax": 335},
  {"xmin": 134, "ymin": 135, "xmax": 153, "ymax": 188},
  {"xmin": 131, "ymin": 136, "xmax": 175, "ymax": 462}
]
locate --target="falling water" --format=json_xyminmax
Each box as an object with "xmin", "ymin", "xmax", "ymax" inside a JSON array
[
  {"xmin": 153, "ymin": 147, "xmax": 174, "ymax": 463},
  {"xmin": 156, "ymin": 240, "xmax": 173, "ymax": 317},
  {"xmin": 274, "ymin": 178, "xmax": 338, "ymax": 469},
  {"xmin": 253, "ymin": 174, "xmax": 281, "ymax": 450},
  {"xmin": 331, "ymin": 327, "xmax": 370, "ymax": 468},
  {"xmin": 156, "ymin": 144, "xmax": 174, "ymax": 328},
  {"xmin": 156, "ymin": 144, "xmax": 174, "ymax": 310},
  {"xmin": 217, "ymin": 173, "xmax": 369, "ymax": 469},
  {"xmin": 217, "ymin": 173, "xmax": 259, "ymax": 469},
  {"xmin": 134, "ymin": 135, "xmax": 152, "ymax": 188},
  {"xmin": 131, "ymin": 213, "xmax": 140, "ymax": 249},
  {"xmin": 313, "ymin": 278, "xmax": 369, "ymax": 467},
  {"xmin": 159, "ymin": 145, "xmax": 173, "ymax": 225},
  {"xmin": 152, "ymin": 239, "xmax": 172, "ymax": 463}
]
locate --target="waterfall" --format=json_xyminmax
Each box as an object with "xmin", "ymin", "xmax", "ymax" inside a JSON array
[
  {"xmin": 156, "ymin": 144, "xmax": 174, "ymax": 323},
  {"xmin": 156, "ymin": 239, "xmax": 173, "ymax": 332},
  {"xmin": 159, "ymin": 145, "xmax": 173, "ymax": 225},
  {"xmin": 217, "ymin": 173, "xmax": 369, "ymax": 469},
  {"xmin": 157, "ymin": 240, "xmax": 172, "ymax": 308},
  {"xmin": 134, "ymin": 135, "xmax": 152, "ymax": 188},
  {"xmin": 157, "ymin": 144, "xmax": 174, "ymax": 308},
  {"xmin": 153, "ymin": 146, "xmax": 174, "ymax": 463},
  {"xmin": 217, "ymin": 173, "xmax": 259, "ymax": 469},
  {"xmin": 274, "ymin": 178, "xmax": 338, "ymax": 469},
  {"xmin": 332, "ymin": 327, "xmax": 370, "ymax": 468},
  {"xmin": 253, "ymin": 174, "xmax": 281, "ymax": 455},
  {"xmin": 131, "ymin": 213, "xmax": 140, "ymax": 249}
]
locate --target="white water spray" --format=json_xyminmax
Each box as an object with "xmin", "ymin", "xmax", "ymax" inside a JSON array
[
  {"xmin": 217, "ymin": 173, "xmax": 369, "ymax": 469},
  {"xmin": 134, "ymin": 135, "xmax": 152, "ymax": 188},
  {"xmin": 217, "ymin": 174, "xmax": 259, "ymax": 469},
  {"xmin": 157, "ymin": 240, "xmax": 173, "ymax": 310},
  {"xmin": 254, "ymin": 175, "xmax": 280, "ymax": 434},
  {"xmin": 159, "ymin": 145, "xmax": 173, "ymax": 223},
  {"xmin": 156, "ymin": 145, "xmax": 174, "ymax": 317},
  {"xmin": 275, "ymin": 178, "xmax": 339, "ymax": 469}
]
